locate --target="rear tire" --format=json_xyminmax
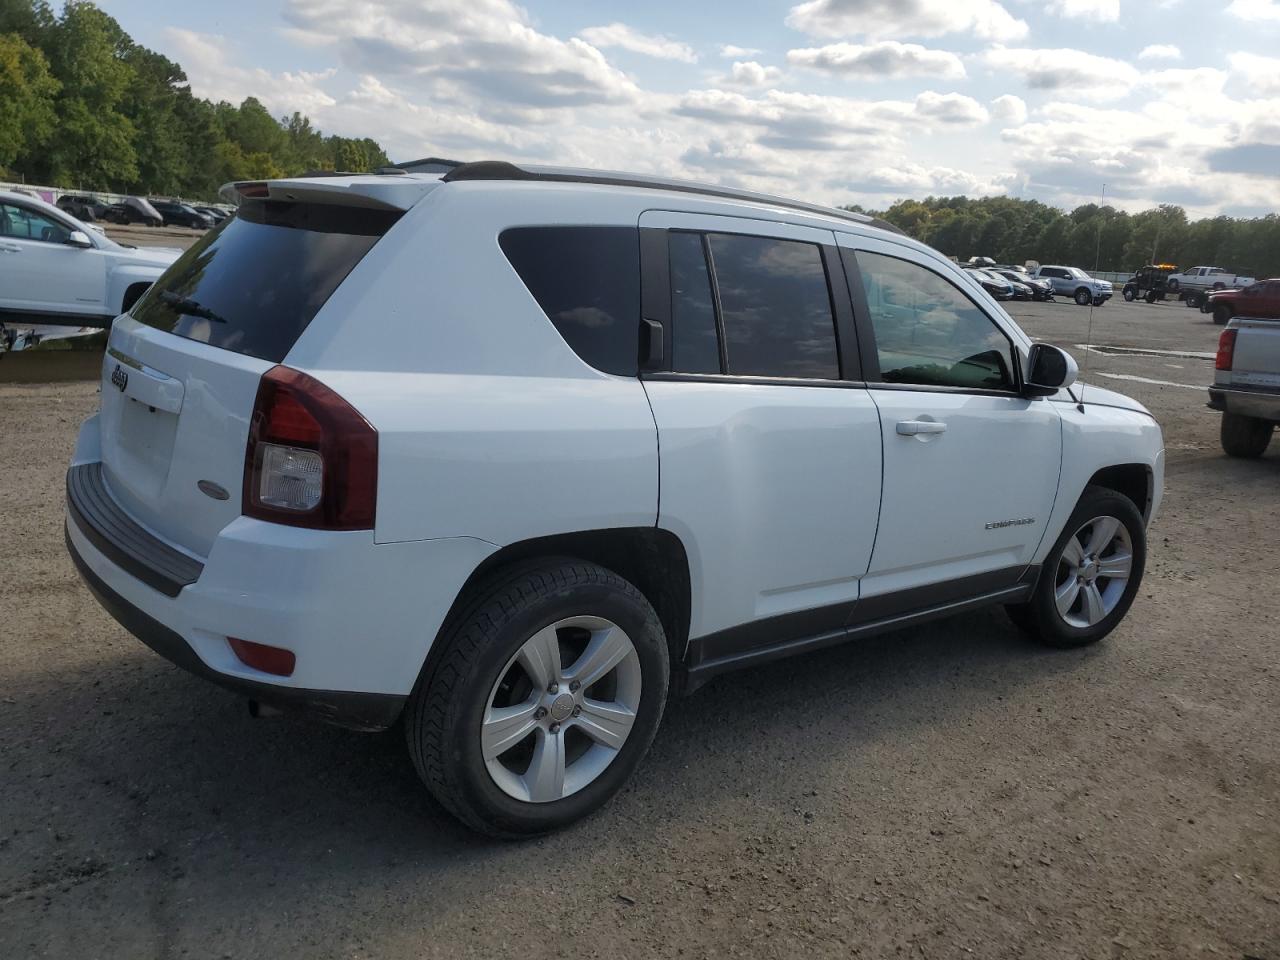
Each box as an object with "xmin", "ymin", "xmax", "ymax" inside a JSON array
[
  {"xmin": 1213, "ymin": 305, "xmax": 1232, "ymax": 325},
  {"xmin": 1074, "ymin": 288, "xmax": 1091, "ymax": 306},
  {"xmin": 1006, "ymin": 486, "xmax": 1146, "ymax": 649},
  {"xmin": 405, "ymin": 559, "xmax": 669, "ymax": 838},
  {"xmin": 1220, "ymin": 412, "xmax": 1273, "ymax": 459}
]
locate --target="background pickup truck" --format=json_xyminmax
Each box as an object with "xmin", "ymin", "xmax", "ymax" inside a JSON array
[
  {"xmin": 1168, "ymin": 266, "xmax": 1255, "ymax": 296},
  {"xmin": 1206, "ymin": 279, "xmax": 1280, "ymax": 325},
  {"xmin": 1209, "ymin": 316, "xmax": 1279, "ymax": 458}
]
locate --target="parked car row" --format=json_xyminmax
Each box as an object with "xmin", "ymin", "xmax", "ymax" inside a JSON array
[
  {"xmin": 962, "ymin": 258, "xmax": 1109, "ymax": 306},
  {"xmin": 54, "ymin": 193, "xmax": 233, "ymax": 229}
]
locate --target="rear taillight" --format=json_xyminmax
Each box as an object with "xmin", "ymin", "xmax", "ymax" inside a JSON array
[
  {"xmin": 243, "ymin": 366, "xmax": 377, "ymax": 529},
  {"xmin": 1216, "ymin": 329, "xmax": 1237, "ymax": 371}
]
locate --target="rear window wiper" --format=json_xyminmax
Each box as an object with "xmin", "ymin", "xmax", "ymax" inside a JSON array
[{"xmin": 158, "ymin": 290, "xmax": 226, "ymax": 323}]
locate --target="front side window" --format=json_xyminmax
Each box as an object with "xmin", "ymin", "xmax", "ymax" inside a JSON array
[
  {"xmin": 853, "ymin": 250, "xmax": 1016, "ymax": 392},
  {"xmin": 0, "ymin": 203, "xmax": 70, "ymax": 244},
  {"xmin": 706, "ymin": 233, "xmax": 839, "ymax": 379},
  {"xmin": 500, "ymin": 226, "xmax": 640, "ymax": 376}
]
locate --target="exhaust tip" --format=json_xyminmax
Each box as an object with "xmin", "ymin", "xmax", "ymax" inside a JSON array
[{"xmin": 247, "ymin": 699, "xmax": 282, "ymax": 719}]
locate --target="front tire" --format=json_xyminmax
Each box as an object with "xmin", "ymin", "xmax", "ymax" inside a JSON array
[
  {"xmin": 1075, "ymin": 288, "xmax": 1092, "ymax": 306},
  {"xmin": 1220, "ymin": 412, "xmax": 1273, "ymax": 458},
  {"xmin": 405, "ymin": 559, "xmax": 669, "ymax": 838},
  {"xmin": 1007, "ymin": 486, "xmax": 1146, "ymax": 648},
  {"xmin": 1213, "ymin": 304, "xmax": 1232, "ymax": 325},
  {"xmin": 1123, "ymin": 287, "xmax": 1136, "ymax": 302}
]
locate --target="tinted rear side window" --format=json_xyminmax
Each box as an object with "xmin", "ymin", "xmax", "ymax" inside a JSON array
[
  {"xmin": 706, "ymin": 234, "xmax": 839, "ymax": 379},
  {"xmin": 131, "ymin": 200, "xmax": 400, "ymax": 363},
  {"xmin": 668, "ymin": 231, "xmax": 722, "ymax": 374},
  {"xmin": 499, "ymin": 226, "xmax": 640, "ymax": 376}
]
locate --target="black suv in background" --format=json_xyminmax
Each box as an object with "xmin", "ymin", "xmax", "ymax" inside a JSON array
[
  {"xmin": 148, "ymin": 199, "xmax": 214, "ymax": 229},
  {"xmin": 56, "ymin": 195, "xmax": 112, "ymax": 222}
]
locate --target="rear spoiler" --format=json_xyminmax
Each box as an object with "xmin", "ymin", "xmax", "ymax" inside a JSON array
[{"xmin": 218, "ymin": 175, "xmax": 439, "ymax": 211}]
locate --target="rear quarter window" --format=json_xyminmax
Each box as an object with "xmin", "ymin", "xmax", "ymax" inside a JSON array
[
  {"xmin": 131, "ymin": 200, "xmax": 400, "ymax": 363},
  {"xmin": 499, "ymin": 226, "xmax": 641, "ymax": 376}
]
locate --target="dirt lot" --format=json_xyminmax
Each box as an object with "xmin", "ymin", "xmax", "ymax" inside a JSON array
[{"xmin": 1, "ymin": 297, "xmax": 1277, "ymax": 959}]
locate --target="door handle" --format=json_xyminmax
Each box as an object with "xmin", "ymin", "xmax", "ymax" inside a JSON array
[{"xmin": 896, "ymin": 419, "xmax": 947, "ymax": 436}]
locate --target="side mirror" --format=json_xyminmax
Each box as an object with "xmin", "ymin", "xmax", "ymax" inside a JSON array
[
  {"xmin": 1024, "ymin": 343, "xmax": 1078, "ymax": 397},
  {"xmin": 67, "ymin": 230, "xmax": 93, "ymax": 249}
]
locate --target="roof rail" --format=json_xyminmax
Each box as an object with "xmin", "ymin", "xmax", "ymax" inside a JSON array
[{"xmin": 441, "ymin": 161, "xmax": 905, "ymax": 236}]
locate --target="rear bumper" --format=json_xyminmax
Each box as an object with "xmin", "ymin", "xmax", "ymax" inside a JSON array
[
  {"xmin": 65, "ymin": 415, "xmax": 497, "ymax": 726},
  {"xmin": 66, "ymin": 525, "xmax": 404, "ymax": 730},
  {"xmin": 1208, "ymin": 386, "xmax": 1280, "ymax": 420}
]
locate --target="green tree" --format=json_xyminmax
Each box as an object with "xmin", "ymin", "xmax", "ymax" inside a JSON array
[
  {"xmin": 42, "ymin": 1, "xmax": 137, "ymax": 188},
  {"xmin": 333, "ymin": 137, "xmax": 367, "ymax": 172},
  {"xmin": 0, "ymin": 32, "xmax": 58, "ymax": 171}
]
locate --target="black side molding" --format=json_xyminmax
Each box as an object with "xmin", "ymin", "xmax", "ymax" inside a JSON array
[
  {"xmin": 66, "ymin": 462, "xmax": 203, "ymax": 598},
  {"xmin": 683, "ymin": 566, "xmax": 1039, "ymax": 693},
  {"xmin": 66, "ymin": 526, "xmax": 405, "ymax": 731}
]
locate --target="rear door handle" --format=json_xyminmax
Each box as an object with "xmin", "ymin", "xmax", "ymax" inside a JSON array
[{"xmin": 896, "ymin": 420, "xmax": 947, "ymax": 436}]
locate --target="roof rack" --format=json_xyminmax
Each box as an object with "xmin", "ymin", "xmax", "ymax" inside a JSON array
[{"xmin": 441, "ymin": 161, "xmax": 905, "ymax": 236}]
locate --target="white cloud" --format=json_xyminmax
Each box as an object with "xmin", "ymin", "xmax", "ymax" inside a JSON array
[
  {"xmin": 1138, "ymin": 44, "xmax": 1181, "ymax": 61},
  {"xmin": 913, "ymin": 91, "xmax": 988, "ymax": 124},
  {"xmin": 720, "ymin": 61, "xmax": 784, "ymax": 88},
  {"xmin": 578, "ymin": 23, "xmax": 697, "ymax": 63},
  {"xmin": 990, "ymin": 94, "xmax": 1027, "ymax": 124},
  {"xmin": 281, "ymin": 0, "xmax": 641, "ymax": 114},
  {"xmin": 159, "ymin": 0, "xmax": 1280, "ymax": 218},
  {"xmin": 1229, "ymin": 52, "xmax": 1280, "ymax": 96},
  {"xmin": 1045, "ymin": 0, "xmax": 1120, "ymax": 21},
  {"xmin": 982, "ymin": 46, "xmax": 1140, "ymax": 100},
  {"xmin": 786, "ymin": 0, "xmax": 1028, "ymax": 40},
  {"xmin": 1226, "ymin": 0, "xmax": 1280, "ymax": 20},
  {"xmin": 787, "ymin": 41, "xmax": 965, "ymax": 80},
  {"xmin": 720, "ymin": 44, "xmax": 762, "ymax": 58},
  {"xmin": 164, "ymin": 28, "xmax": 338, "ymax": 114}
]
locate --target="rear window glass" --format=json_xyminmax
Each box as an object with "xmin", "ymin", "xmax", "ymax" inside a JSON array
[
  {"xmin": 131, "ymin": 200, "xmax": 400, "ymax": 363},
  {"xmin": 499, "ymin": 226, "xmax": 641, "ymax": 376}
]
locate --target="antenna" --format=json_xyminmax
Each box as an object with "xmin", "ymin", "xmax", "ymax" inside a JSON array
[{"xmin": 1077, "ymin": 183, "xmax": 1106, "ymax": 413}]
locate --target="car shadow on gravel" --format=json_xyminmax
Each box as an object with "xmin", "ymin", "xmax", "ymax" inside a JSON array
[
  {"xmin": 1, "ymin": 603, "xmax": 1093, "ymax": 930},
  {"xmin": 5, "ymin": 609, "xmax": 1075, "ymax": 849}
]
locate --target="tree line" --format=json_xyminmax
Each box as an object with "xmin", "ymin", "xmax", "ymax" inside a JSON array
[
  {"xmin": 0, "ymin": 0, "xmax": 390, "ymax": 201},
  {"xmin": 856, "ymin": 196, "xmax": 1280, "ymax": 279}
]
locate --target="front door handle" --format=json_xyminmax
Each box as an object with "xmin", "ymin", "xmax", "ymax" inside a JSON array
[{"xmin": 896, "ymin": 419, "xmax": 947, "ymax": 436}]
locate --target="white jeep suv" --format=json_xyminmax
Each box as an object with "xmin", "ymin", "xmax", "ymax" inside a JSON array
[
  {"xmin": 0, "ymin": 190, "xmax": 178, "ymax": 335},
  {"xmin": 65, "ymin": 162, "xmax": 1165, "ymax": 836}
]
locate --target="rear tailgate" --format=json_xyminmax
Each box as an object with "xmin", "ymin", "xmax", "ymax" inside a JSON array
[
  {"xmin": 96, "ymin": 177, "xmax": 431, "ymax": 559},
  {"xmin": 1225, "ymin": 318, "xmax": 1280, "ymax": 391}
]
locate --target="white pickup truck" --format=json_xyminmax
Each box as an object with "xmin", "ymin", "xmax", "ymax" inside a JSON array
[
  {"xmin": 1168, "ymin": 265, "xmax": 1255, "ymax": 296},
  {"xmin": 1209, "ymin": 317, "xmax": 1279, "ymax": 458}
]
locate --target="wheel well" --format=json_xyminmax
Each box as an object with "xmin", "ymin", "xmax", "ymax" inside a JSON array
[
  {"xmin": 1087, "ymin": 464, "xmax": 1152, "ymax": 520},
  {"xmin": 120, "ymin": 282, "xmax": 151, "ymax": 313},
  {"xmin": 438, "ymin": 527, "xmax": 692, "ymax": 678}
]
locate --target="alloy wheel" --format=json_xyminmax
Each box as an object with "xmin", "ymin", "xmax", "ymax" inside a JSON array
[
  {"xmin": 1054, "ymin": 515, "xmax": 1133, "ymax": 628},
  {"xmin": 482, "ymin": 616, "xmax": 642, "ymax": 803}
]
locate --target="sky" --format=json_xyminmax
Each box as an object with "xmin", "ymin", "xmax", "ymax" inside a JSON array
[{"xmin": 100, "ymin": 0, "xmax": 1280, "ymax": 217}]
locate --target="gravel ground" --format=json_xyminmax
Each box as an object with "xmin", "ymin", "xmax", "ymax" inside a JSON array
[{"xmin": 1, "ymin": 297, "xmax": 1277, "ymax": 959}]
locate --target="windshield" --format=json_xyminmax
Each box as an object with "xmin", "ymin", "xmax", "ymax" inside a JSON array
[
  {"xmin": 131, "ymin": 199, "xmax": 401, "ymax": 363},
  {"xmin": 1066, "ymin": 267, "xmax": 1089, "ymax": 279}
]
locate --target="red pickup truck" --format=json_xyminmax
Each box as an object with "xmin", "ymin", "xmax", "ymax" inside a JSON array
[{"xmin": 1208, "ymin": 280, "xmax": 1280, "ymax": 325}]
